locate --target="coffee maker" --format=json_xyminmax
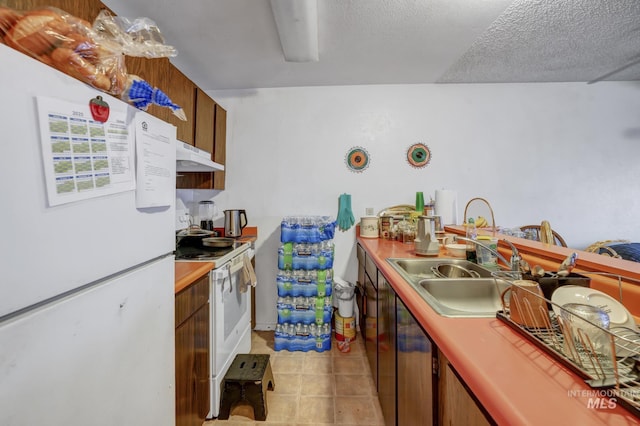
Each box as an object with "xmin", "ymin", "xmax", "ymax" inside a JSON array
[{"xmin": 197, "ymin": 200, "xmax": 216, "ymax": 231}]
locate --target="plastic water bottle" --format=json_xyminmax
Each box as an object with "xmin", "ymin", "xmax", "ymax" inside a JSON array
[{"xmin": 275, "ymin": 324, "xmax": 287, "ymax": 351}]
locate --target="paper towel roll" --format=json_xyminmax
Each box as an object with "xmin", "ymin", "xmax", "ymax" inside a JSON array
[{"xmin": 435, "ymin": 189, "xmax": 458, "ymax": 225}]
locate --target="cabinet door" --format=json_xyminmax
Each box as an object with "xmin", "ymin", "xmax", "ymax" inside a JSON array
[
  {"xmin": 377, "ymin": 271, "xmax": 396, "ymax": 426},
  {"xmin": 356, "ymin": 244, "xmax": 366, "ymax": 336},
  {"xmin": 124, "ymin": 57, "xmax": 195, "ymax": 145},
  {"xmin": 438, "ymin": 350, "xmax": 492, "ymax": 426},
  {"xmin": 175, "ymin": 276, "xmax": 210, "ymax": 426},
  {"xmin": 124, "ymin": 55, "xmax": 196, "ymax": 146},
  {"xmin": 175, "ymin": 304, "xmax": 210, "ymax": 426},
  {"xmin": 363, "ymin": 265, "xmax": 378, "ymax": 388},
  {"xmin": 194, "ymin": 88, "xmax": 215, "ymax": 154},
  {"xmin": 397, "ymin": 297, "xmax": 435, "ymax": 426},
  {"xmin": 212, "ymin": 104, "xmax": 227, "ymax": 189},
  {"xmin": 160, "ymin": 64, "xmax": 196, "ymax": 144}
]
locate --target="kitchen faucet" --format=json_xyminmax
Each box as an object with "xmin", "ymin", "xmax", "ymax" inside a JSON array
[
  {"xmin": 502, "ymin": 239, "xmax": 520, "ymax": 273},
  {"xmin": 455, "ymin": 237, "xmax": 520, "ymax": 272}
]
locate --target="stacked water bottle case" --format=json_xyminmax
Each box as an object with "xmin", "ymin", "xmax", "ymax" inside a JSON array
[{"xmin": 275, "ymin": 216, "xmax": 336, "ymax": 352}]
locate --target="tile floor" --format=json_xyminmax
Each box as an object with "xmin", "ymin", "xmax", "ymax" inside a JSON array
[{"xmin": 204, "ymin": 331, "xmax": 384, "ymax": 425}]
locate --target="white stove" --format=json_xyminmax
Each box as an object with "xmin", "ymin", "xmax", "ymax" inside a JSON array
[{"xmin": 176, "ymin": 239, "xmax": 254, "ymax": 419}]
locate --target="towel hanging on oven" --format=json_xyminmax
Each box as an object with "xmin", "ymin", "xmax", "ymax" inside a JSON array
[{"xmin": 239, "ymin": 253, "xmax": 257, "ymax": 293}]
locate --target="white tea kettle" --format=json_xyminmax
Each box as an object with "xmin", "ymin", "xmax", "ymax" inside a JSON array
[{"xmin": 224, "ymin": 209, "xmax": 248, "ymax": 237}]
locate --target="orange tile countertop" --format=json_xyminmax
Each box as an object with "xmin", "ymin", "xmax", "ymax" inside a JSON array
[{"xmin": 358, "ymin": 235, "xmax": 640, "ymax": 425}]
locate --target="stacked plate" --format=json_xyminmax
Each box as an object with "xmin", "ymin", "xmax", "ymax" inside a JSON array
[{"xmin": 551, "ymin": 285, "xmax": 639, "ymax": 358}]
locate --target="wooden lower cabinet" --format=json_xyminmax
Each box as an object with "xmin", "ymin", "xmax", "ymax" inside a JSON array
[
  {"xmin": 362, "ymin": 261, "xmax": 378, "ymax": 388},
  {"xmin": 175, "ymin": 274, "xmax": 210, "ymax": 426},
  {"xmin": 438, "ymin": 349, "xmax": 493, "ymax": 426},
  {"xmin": 377, "ymin": 271, "xmax": 396, "ymax": 426},
  {"xmin": 360, "ymin": 251, "xmax": 493, "ymax": 426},
  {"xmin": 397, "ymin": 297, "xmax": 435, "ymax": 426}
]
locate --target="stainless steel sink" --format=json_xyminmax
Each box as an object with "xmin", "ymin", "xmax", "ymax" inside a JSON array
[
  {"xmin": 387, "ymin": 258, "xmax": 507, "ymax": 318},
  {"xmin": 387, "ymin": 258, "xmax": 494, "ymax": 284},
  {"xmin": 417, "ymin": 278, "xmax": 510, "ymax": 317}
]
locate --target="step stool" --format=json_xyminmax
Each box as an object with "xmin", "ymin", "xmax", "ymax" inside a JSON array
[{"xmin": 218, "ymin": 354, "xmax": 275, "ymax": 421}]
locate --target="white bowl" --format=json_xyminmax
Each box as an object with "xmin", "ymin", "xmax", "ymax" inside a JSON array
[{"xmin": 445, "ymin": 243, "xmax": 467, "ymax": 258}]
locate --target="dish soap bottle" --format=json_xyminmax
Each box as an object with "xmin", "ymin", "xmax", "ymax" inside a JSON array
[{"xmin": 465, "ymin": 217, "xmax": 477, "ymax": 263}]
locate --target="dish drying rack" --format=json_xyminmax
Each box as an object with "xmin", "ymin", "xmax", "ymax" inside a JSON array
[{"xmin": 493, "ymin": 275, "xmax": 640, "ymax": 417}]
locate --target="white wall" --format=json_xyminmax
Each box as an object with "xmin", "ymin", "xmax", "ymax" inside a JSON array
[{"xmin": 183, "ymin": 82, "xmax": 640, "ymax": 329}]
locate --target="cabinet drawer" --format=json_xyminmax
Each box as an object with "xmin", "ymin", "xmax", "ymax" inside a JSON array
[{"xmin": 175, "ymin": 274, "xmax": 209, "ymax": 327}]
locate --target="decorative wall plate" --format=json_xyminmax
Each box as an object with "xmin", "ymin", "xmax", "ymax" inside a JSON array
[
  {"xmin": 407, "ymin": 143, "xmax": 431, "ymax": 168},
  {"xmin": 345, "ymin": 146, "xmax": 370, "ymax": 173}
]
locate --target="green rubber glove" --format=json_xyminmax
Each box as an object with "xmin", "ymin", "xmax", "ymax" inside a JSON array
[
  {"xmin": 337, "ymin": 194, "xmax": 347, "ymax": 230},
  {"xmin": 337, "ymin": 193, "xmax": 354, "ymax": 231},
  {"xmin": 345, "ymin": 194, "xmax": 355, "ymax": 229}
]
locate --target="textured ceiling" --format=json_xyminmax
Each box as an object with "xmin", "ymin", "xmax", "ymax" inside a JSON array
[
  {"xmin": 102, "ymin": 0, "xmax": 640, "ymax": 90},
  {"xmin": 439, "ymin": 0, "xmax": 640, "ymax": 83}
]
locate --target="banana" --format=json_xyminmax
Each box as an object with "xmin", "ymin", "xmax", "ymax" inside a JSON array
[{"xmin": 475, "ymin": 216, "xmax": 488, "ymax": 228}]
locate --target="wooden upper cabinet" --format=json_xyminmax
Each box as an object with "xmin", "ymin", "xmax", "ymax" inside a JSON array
[
  {"xmin": 160, "ymin": 65, "xmax": 196, "ymax": 145},
  {"xmin": 124, "ymin": 56, "xmax": 162, "ymax": 85},
  {"xmin": 4, "ymin": 0, "xmax": 104, "ymax": 20},
  {"xmin": 213, "ymin": 104, "xmax": 227, "ymax": 189},
  {"xmin": 124, "ymin": 57, "xmax": 196, "ymax": 145},
  {"xmin": 194, "ymin": 88, "xmax": 215, "ymax": 154}
]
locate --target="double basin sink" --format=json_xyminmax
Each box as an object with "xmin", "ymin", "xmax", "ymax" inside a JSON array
[{"xmin": 387, "ymin": 258, "xmax": 510, "ymax": 318}]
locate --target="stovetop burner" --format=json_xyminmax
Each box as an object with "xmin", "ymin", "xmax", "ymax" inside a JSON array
[
  {"xmin": 175, "ymin": 240, "xmax": 250, "ymax": 262},
  {"xmin": 175, "ymin": 245, "xmax": 233, "ymax": 260},
  {"xmin": 179, "ymin": 252, "xmax": 225, "ymax": 260}
]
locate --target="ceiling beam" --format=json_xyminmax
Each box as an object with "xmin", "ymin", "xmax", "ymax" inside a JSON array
[{"xmin": 270, "ymin": 0, "xmax": 319, "ymax": 62}]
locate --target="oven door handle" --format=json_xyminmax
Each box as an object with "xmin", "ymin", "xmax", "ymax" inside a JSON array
[
  {"xmin": 225, "ymin": 263, "xmax": 232, "ymax": 293},
  {"xmin": 215, "ymin": 259, "xmax": 244, "ymax": 293}
]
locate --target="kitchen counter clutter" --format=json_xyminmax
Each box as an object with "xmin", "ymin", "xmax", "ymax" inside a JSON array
[
  {"xmin": 357, "ymin": 234, "xmax": 640, "ymax": 425},
  {"xmin": 446, "ymin": 225, "xmax": 640, "ymax": 324}
]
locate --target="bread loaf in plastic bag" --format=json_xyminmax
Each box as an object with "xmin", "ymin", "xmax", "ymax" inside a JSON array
[{"xmin": 0, "ymin": 6, "xmax": 128, "ymax": 95}]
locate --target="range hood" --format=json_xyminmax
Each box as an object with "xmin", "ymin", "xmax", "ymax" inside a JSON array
[{"xmin": 176, "ymin": 140, "xmax": 224, "ymax": 172}]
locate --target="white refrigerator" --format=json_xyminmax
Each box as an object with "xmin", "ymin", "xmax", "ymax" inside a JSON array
[{"xmin": 0, "ymin": 44, "xmax": 176, "ymax": 426}]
